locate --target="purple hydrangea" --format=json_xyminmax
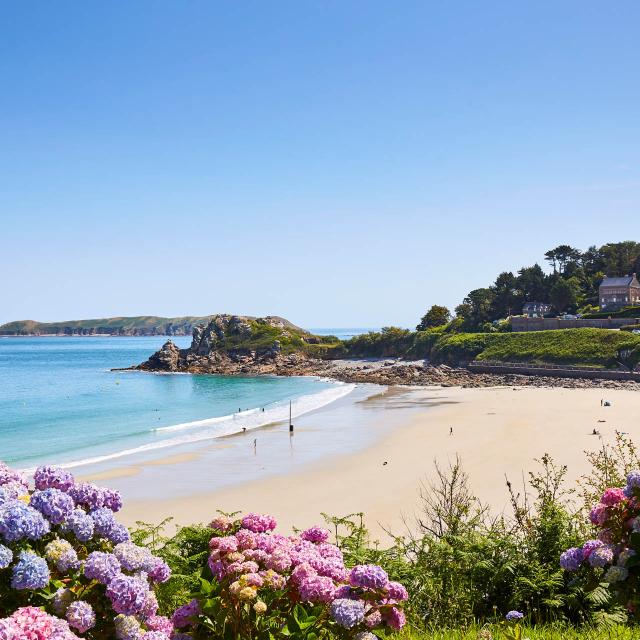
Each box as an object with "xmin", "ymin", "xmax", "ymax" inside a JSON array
[
  {"xmin": 66, "ymin": 600, "xmax": 96, "ymax": 633},
  {"xmin": 301, "ymin": 526, "xmax": 330, "ymax": 543},
  {"xmin": 147, "ymin": 557, "xmax": 171, "ymax": 583},
  {"xmin": 102, "ymin": 488, "xmax": 123, "ymax": 512},
  {"xmin": 63, "ymin": 509, "xmax": 95, "ymax": 542},
  {"xmin": 0, "ymin": 500, "xmax": 50, "ymax": 542},
  {"xmin": 30, "ymin": 488, "xmax": 75, "ymax": 525},
  {"xmin": 0, "ymin": 544, "xmax": 12, "ymax": 569},
  {"xmin": 90, "ymin": 507, "xmax": 117, "ymax": 537},
  {"xmin": 0, "ymin": 481, "xmax": 27, "ymax": 503},
  {"xmin": 386, "ymin": 581, "xmax": 409, "ymax": 601},
  {"xmin": 70, "ymin": 483, "xmax": 104, "ymax": 510},
  {"xmin": 588, "ymin": 545, "xmax": 615, "ymax": 568},
  {"xmin": 171, "ymin": 599, "xmax": 201, "ymax": 628},
  {"xmin": 114, "ymin": 542, "xmax": 152, "ymax": 571},
  {"xmin": 146, "ymin": 615, "xmax": 174, "ymax": 635},
  {"xmin": 11, "ymin": 551, "xmax": 50, "ymax": 590},
  {"xmin": 143, "ymin": 633, "xmax": 170, "ymax": 640},
  {"xmin": 106, "ymin": 574, "xmax": 149, "ymax": 615},
  {"xmin": 505, "ymin": 610, "xmax": 524, "ymax": 621},
  {"xmin": 108, "ymin": 523, "xmax": 131, "ymax": 544},
  {"xmin": 627, "ymin": 470, "xmax": 640, "ymax": 489},
  {"xmin": 34, "ymin": 465, "xmax": 75, "ymax": 492},
  {"xmin": 581, "ymin": 539, "xmax": 603, "ymax": 559},
  {"xmin": 84, "ymin": 551, "xmax": 121, "ymax": 584},
  {"xmin": 0, "ymin": 463, "xmax": 28, "ymax": 490},
  {"xmin": 297, "ymin": 575, "xmax": 336, "ymax": 603},
  {"xmin": 330, "ymin": 598, "xmax": 366, "ymax": 628},
  {"xmin": 349, "ymin": 564, "xmax": 389, "ymax": 590},
  {"xmin": 560, "ymin": 547, "xmax": 583, "ymax": 572},
  {"xmin": 114, "ymin": 614, "xmax": 142, "ymax": 640},
  {"xmin": 383, "ymin": 607, "xmax": 406, "ymax": 630}
]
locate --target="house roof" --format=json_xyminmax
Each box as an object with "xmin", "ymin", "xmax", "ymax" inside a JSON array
[{"xmin": 600, "ymin": 275, "xmax": 637, "ymax": 288}]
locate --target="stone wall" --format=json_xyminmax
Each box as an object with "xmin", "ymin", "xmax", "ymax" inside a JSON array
[
  {"xmin": 511, "ymin": 317, "xmax": 640, "ymax": 332},
  {"xmin": 468, "ymin": 361, "xmax": 640, "ymax": 381}
]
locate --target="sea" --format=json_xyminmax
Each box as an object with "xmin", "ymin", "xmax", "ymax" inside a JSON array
[{"xmin": 0, "ymin": 329, "xmax": 375, "ymax": 471}]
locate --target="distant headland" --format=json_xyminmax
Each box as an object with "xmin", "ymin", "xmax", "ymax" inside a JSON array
[{"xmin": 0, "ymin": 316, "xmax": 213, "ymax": 336}]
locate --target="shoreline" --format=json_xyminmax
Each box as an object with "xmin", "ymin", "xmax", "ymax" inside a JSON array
[{"xmin": 101, "ymin": 384, "xmax": 640, "ymax": 541}]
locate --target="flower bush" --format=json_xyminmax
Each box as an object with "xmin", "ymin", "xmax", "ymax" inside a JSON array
[
  {"xmin": 560, "ymin": 470, "xmax": 640, "ymax": 618},
  {"xmin": 0, "ymin": 462, "xmax": 172, "ymax": 639},
  {"xmin": 172, "ymin": 512, "xmax": 408, "ymax": 638}
]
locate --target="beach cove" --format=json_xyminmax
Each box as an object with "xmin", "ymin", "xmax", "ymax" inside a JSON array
[{"xmin": 99, "ymin": 384, "xmax": 640, "ymax": 540}]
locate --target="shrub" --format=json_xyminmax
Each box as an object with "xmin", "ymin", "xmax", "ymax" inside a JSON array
[
  {"xmin": 0, "ymin": 462, "xmax": 172, "ymax": 639},
  {"xmin": 169, "ymin": 512, "xmax": 408, "ymax": 639}
]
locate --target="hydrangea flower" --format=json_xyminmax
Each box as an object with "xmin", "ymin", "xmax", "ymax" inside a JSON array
[
  {"xmin": 0, "ymin": 500, "xmax": 50, "ymax": 541},
  {"xmin": 297, "ymin": 575, "xmax": 336, "ymax": 603},
  {"xmin": 618, "ymin": 548, "xmax": 636, "ymax": 566},
  {"xmin": 90, "ymin": 507, "xmax": 117, "ymax": 537},
  {"xmin": 69, "ymin": 483, "xmax": 104, "ymax": 510},
  {"xmin": 66, "ymin": 601, "xmax": 96, "ymax": 633},
  {"xmin": 0, "ymin": 606, "xmax": 82, "ymax": 640},
  {"xmin": 604, "ymin": 565, "xmax": 629, "ymax": 583},
  {"xmin": 114, "ymin": 614, "xmax": 142, "ymax": 640},
  {"xmin": 53, "ymin": 587, "xmax": 74, "ymax": 615},
  {"xmin": 0, "ymin": 544, "xmax": 13, "ymax": 569},
  {"xmin": 34, "ymin": 465, "xmax": 75, "ymax": 492},
  {"xmin": 581, "ymin": 539, "xmax": 603, "ymax": 559},
  {"xmin": 588, "ymin": 545, "xmax": 615, "ymax": 568},
  {"xmin": 600, "ymin": 488, "xmax": 625, "ymax": 506},
  {"xmin": 106, "ymin": 574, "xmax": 149, "ymax": 615},
  {"xmin": 0, "ymin": 463, "xmax": 28, "ymax": 490},
  {"xmin": 146, "ymin": 615, "xmax": 173, "ymax": 635},
  {"xmin": 349, "ymin": 564, "xmax": 389, "ymax": 590},
  {"xmin": 300, "ymin": 526, "xmax": 329, "ymax": 543},
  {"xmin": 241, "ymin": 513, "xmax": 277, "ymax": 533},
  {"xmin": 62, "ymin": 509, "xmax": 95, "ymax": 542},
  {"xmin": 505, "ymin": 610, "xmax": 524, "ymax": 621},
  {"xmin": 102, "ymin": 488, "xmax": 123, "ymax": 512},
  {"xmin": 560, "ymin": 547, "xmax": 583, "ymax": 572},
  {"xmin": 84, "ymin": 551, "xmax": 121, "ymax": 584},
  {"xmin": 383, "ymin": 606, "xmax": 406, "ymax": 630},
  {"xmin": 171, "ymin": 599, "xmax": 201, "ymax": 628},
  {"xmin": 330, "ymin": 598, "xmax": 365, "ymax": 628},
  {"xmin": 627, "ymin": 470, "xmax": 640, "ymax": 489},
  {"xmin": 386, "ymin": 580, "xmax": 409, "ymax": 601},
  {"xmin": 11, "ymin": 550, "xmax": 50, "ymax": 590}
]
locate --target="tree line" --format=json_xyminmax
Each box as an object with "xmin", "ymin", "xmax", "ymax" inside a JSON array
[{"xmin": 418, "ymin": 241, "xmax": 640, "ymax": 332}]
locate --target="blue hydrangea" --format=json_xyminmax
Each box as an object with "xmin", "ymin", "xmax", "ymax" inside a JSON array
[
  {"xmin": 11, "ymin": 550, "xmax": 50, "ymax": 590},
  {"xmin": 30, "ymin": 488, "xmax": 75, "ymax": 525},
  {"xmin": 34, "ymin": 465, "xmax": 75, "ymax": 492},
  {"xmin": 66, "ymin": 600, "xmax": 96, "ymax": 633},
  {"xmin": 559, "ymin": 547, "xmax": 583, "ymax": 572},
  {"xmin": 588, "ymin": 545, "xmax": 615, "ymax": 568},
  {"xmin": 330, "ymin": 598, "xmax": 366, "ymax": 628},
  {"xmin": 90, "ymin": 507, "xmax": 117, "ymax": 537},
  {"xmin": 62, "ymin": 509, "xmax": 95, "ymax": 542},
  {"xmin": 505, "ymin": 610, "xmax": 524, "ymax": 621},
  {"xmin": 0, "ymin": 543, "xmax": 13, "ymax": 569},
  {"xmin": 109, "ymin": 523, "xmax": 131, "ymax": 544},
  {"xmin": 627, "ymin": 470, "xmax": 640, "ymax": 489},
  {"xmin": 0, "ymin": 500, "xmax": 50, "ymax": 542},
  {"xmin": 84, "ymin": 551, "xmax": 121, "ymax": 584}
]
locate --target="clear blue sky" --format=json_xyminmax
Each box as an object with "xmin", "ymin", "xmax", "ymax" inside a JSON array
[{"xmin": 1, "ymin": 2, "xmax": 639, "ymax": 328}]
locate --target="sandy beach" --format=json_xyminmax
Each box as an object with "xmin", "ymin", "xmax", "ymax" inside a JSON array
[{"xmin": 102, "ymin": 384, "xmax": 640, "ymax": 542}]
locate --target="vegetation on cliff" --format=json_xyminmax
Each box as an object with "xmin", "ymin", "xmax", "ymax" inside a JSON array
[{"xmin": 339, "ymin": 327, "xmax": 640, "ymax": 369}]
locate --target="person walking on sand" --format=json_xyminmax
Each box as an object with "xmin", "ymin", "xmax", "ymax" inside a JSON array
[
  {"xmin": 253, "ymin": 438, "xmax": 257, "ymax": 453},
  {"xmin": 449, "ymin": 427, "xmax": 453, "ymax": 436}
]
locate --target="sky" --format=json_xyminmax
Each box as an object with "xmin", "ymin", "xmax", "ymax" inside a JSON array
[{"xmin": 1, "ymin": 1, "xmax": 639, "ymax": 328}]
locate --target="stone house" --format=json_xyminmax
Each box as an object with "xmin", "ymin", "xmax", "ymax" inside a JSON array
[{"xmin": 599, "ymin": 274, "xmax": 640, "ymax": 311}]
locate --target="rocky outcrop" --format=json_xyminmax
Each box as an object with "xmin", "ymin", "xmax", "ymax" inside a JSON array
[{"xmin": 135, "ymin": 314, "xmax": 316, "ymax": 375}]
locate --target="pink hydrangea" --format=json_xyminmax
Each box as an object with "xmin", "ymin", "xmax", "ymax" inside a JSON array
[
  {"xmin": 297, "ymin": 575, "xmax": 336, "ymax": 603},
  {"xmin": 600, "ymin": 488, "xmax": 626, "ymax": 506},
  {"xmin": 300, "ymin": 526, "xmax": 330, "ymax": 544},
  {"xmin": 589, "ymin": 503, "xmax": 608, "ymax": 526},
  {"xmin": 241, "ymin": 513, "xmax": 277, "ymax": 533}
]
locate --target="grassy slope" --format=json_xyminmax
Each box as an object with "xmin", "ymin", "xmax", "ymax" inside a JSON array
[
  {"xmin": 342, "ymin": 328, "xmax": 640, "ymax": 369},
  {"xmin": 431, "ymin": 328, "xmax": 640, "ymax": 368}
]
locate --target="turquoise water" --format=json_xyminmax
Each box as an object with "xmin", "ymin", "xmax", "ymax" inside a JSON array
[{"xmin": 0, "ymin": 337, "xmax": 348, "ymax": 470}]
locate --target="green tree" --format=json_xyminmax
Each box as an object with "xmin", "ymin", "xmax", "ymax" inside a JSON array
[
  {"xmin": 416, "ymin": 305, "xmax": 451, "ymax": 330},
  {"xmin": 491, "ymin": 271, "xmax": 522, "ymax": 318},
  {"xmin": 549, "ymin": 277, "xmax": 581, "ymax": 313},
  {"xmin": 544, "ymin": 245, "xmax": 582, "ymax": 275},
  {"xmin": 457, "ymin": 288, "xmax": 496, "ymax": 331},
  {"xmin": 516, "ymin": 264, "xmax": 548, "ymax": 302},
  {"xmin": 600, "ymin": 241, "xmax": 640, "ymax": 276}
]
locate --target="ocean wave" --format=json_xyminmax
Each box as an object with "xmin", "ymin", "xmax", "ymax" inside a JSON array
[{"xmin": 26, "ymin": 382, "xmax": 356, "ymax": 472}]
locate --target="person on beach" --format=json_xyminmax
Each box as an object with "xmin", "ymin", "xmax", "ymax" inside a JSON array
[
  {"xmin": 449, "ymin": 427, "xmax": 453, "ymax": 436},
  {"xmin": 253, "ymin": 438, "xmax": 257, "ymax": 453}
]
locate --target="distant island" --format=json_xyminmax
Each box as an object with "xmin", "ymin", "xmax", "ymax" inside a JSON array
[{"xmin": 0, "ymin": 315, "xmax": 214, "ymax": 336}]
